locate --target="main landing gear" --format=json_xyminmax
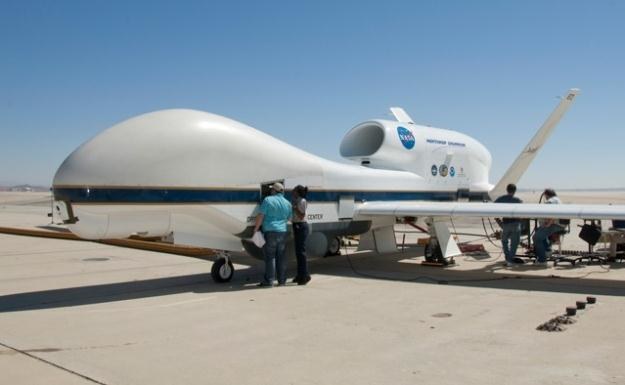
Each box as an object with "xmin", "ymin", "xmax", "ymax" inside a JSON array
[
  {"xmin": 326, "ymin": 236, "xmax": 342, "ymax": 257},
  {"xmin": 422, "ymin": 218, "xmax": 459, "ymax": 266},
  {"xmin": 424, "ymin": 238, "xmax": 452, "ymax": 266},
  {"xmin": 211, "ymin": 252, "xmax": 234, "ymax": 282}
]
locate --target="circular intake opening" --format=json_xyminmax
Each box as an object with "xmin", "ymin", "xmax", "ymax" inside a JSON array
[{"xmin": 339, "ymin": 122, "xmax": 385, "ymax": 157}]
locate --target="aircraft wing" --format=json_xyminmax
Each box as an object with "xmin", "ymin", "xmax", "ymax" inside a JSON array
[
  {"xmin": 489, "ymin": 88, "xmax": 580, "ymax": 199},
  {"xmin": 355, "ymin": 201, "xmax": 625, "ymax": 220}
]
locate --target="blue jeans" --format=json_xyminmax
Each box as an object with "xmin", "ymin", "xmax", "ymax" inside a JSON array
[
  {"xmin": 533, "ymin": 224, "xmax": 563, "ymax": 263},
  {"xmin": 501, "ymin": 222, "xmax": 521, "ymax": 263},
  {"xmin": 293, "ymin": 222, "xmax": 309, "ymax": 278},
  {"xmin": 262, "ymin": 231, "xmax": 288, "ymax": 285}
]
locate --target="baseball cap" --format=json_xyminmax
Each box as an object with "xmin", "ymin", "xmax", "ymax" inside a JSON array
[{"xmin": 270, "ymin": 182, "xmax": 284, "ymax": 192}]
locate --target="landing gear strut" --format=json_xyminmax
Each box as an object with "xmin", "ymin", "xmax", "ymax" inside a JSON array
[
  {"xmin": 423, "ymin": 218, "xmax": 458, "ymax": 266},
  {"xmin": 211, "ymin": 253, "xmax": 234, "ymax": 282},
  {"xmin": 424, "ymin": 239, "xmax": 450, "ymax": 265}
]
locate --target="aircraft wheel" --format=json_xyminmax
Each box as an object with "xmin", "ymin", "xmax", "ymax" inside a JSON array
[
  {"xmin": 424, "ymin": 243, "xmax": 435, "ymax": 262},
  {"xmin": 211, "ymin": 256, "xmax": 234, "ymax": 283},
  {"xmin": 307, "ymin": 232, "xmax": 328, "ymax": 258},
  {"xmin": 326, "ymin": 236, "xmax": 341, "ymax": 256},
  {"xmin": 424, "ymin": 242, "xmax": 446, "ymax": 265}
]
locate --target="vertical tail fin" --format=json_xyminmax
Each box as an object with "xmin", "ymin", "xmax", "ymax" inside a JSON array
[{"xmin": 489, "ymin": 88, "xmax": 580, "ymax": 200}]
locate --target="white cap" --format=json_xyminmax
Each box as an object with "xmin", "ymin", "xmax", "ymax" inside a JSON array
[{"xmin": 270, "ymin": 182, "xmax": 284, "ymax": 192}]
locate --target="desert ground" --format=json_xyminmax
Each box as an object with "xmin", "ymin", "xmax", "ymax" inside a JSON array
[{"xmin": 1, "ymin": 190, "xmax": 624, "ymax": 385}]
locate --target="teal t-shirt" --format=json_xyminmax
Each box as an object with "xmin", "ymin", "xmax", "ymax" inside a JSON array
[{"xmin": 259, "ymin": 193, "xmax": 292, "ymax": 232}]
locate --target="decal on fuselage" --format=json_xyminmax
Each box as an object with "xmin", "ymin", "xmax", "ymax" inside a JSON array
[
  {"xmin": 426, "ymin": 138, "xmax": 466, "ymax": 147},
  {"xmin": 397, "ymin": 126, "xmax": 415, "ymax": 150}
]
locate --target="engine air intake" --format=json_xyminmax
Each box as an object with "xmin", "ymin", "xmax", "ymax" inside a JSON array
[{"xmin": 339, "ymin": 122, "xmax": 385, "ymax": 157}]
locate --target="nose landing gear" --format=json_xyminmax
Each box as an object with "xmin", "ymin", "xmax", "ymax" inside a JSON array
[{"xmin": 211, "ymin": 253, "xmax": 234, "ymax": 282}]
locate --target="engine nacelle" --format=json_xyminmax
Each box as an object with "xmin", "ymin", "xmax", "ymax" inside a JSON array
[{"xmin": 340, "ymin": 119, "xmax": 493, "ymax": 191}]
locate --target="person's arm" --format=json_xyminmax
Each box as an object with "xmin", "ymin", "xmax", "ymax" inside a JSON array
[
  {"xmin": 287, "ymin": 201, "xmax": 293, "ymax": 222},
  {"xmin": 544, "ymin": 218, "xmax": 555, "ymax": 226},
  {"xmin": 254, "ymin": 213, "xmax": 264, "ymax": 233},
  {"xmin": 255, "ymin": 199, "xmax": 267, "ymax": 232},
  {"xmin": 493, "ymin": 196, "xmax": 503, "ymax": 226},
  {"xmin": 293, "ymin": 205, "xmax": 305, "ymax": 221}
]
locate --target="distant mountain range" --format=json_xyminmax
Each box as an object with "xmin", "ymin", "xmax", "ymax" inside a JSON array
[
  {"xmin": 520, "ymin": 187, "xmax": 625, "ymax": 192},
  {"xmin": 0, "ymin": 184, "xmax": 50, "ymax": 192}
]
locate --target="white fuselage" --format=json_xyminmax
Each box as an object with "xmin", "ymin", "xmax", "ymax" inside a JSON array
[{"xmin": 52, "ymin": 109, "xmax": 493, "ymax": 254}]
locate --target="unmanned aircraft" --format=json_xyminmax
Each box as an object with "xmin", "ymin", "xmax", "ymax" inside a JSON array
[{"xmin": 51, "ymin": 88, "xmax": 625, "ymax": 282}]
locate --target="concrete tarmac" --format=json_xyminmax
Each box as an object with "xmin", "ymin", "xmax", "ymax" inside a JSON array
[{"xmin": 1, "ymin": 192, "xmax": 625, "ymax": 385}]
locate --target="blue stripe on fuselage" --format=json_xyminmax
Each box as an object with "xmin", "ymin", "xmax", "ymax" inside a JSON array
[{"xmin": 53, "ymin": 187, "xmax": 488, "ymax": 203}]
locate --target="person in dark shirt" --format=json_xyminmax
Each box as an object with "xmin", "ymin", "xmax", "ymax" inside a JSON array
[
  {"xmin": 494, "ymin": 183, "xmax": 523, "ymax": 267},
  {"xmin": 291, "ymin": 185, "xmax": 311, "ymax": 285}
]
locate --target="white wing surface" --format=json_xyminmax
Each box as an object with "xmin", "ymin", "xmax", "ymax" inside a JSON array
[
  {"xmin": 490, "ymin": 88, "xmax": 580, "ymax": 199},
  {"xmin": 356, "ymin": 201, "xmax": 625, "ymax": 220}
]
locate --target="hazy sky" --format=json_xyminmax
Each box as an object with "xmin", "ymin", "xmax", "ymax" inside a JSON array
[{"xmin": 1, "ymin": 1, "xmax": 624, "ymax": 189}]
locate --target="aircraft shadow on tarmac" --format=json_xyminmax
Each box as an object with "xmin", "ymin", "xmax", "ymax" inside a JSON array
[{"xmin": 2, "ymin": 247, "xmax": 625, "ymax": 313}]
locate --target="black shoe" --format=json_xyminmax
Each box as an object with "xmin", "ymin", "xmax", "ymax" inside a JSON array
[
  {"xmin": 291, "ymin": 276, "xmax": 301, "ymax": 284},
  {"xmin": 257, "ymin": 282, "xmax": 273, "ymax": 288},
  {"xmin": 297, "ymin": 276, "xmax": 311, "ymax": 285}
]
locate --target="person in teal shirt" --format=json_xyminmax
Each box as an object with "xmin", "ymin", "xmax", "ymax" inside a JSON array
[{"xmin": 253, "ymin": 182, "xmax": 292, "ymax": 286}]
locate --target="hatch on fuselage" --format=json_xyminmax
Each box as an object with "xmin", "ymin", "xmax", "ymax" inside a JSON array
[{"xmin": 260, "ymin": 180, "xmax": 286, "ymax": 201}]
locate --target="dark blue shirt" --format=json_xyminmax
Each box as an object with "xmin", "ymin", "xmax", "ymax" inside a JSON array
[{"xmin": 494, "ymin": 194, "xmax": 523, "ymax": 223}]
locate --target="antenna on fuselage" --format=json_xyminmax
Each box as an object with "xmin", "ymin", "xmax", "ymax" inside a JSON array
[{"xmin": 390, "ymin": 107, "xmax": 415, "ymax": 124}]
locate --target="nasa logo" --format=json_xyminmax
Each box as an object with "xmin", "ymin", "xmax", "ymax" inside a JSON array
[
  {"xmin": 431, "ymin": 165, "xmax": 438, "ymax": 176},
  {"xmin": 397, "ymin": 126, "xmax": 415, "ymax": 150},
  {"xmin": 439, "ymin": 164, "xmax": 448, "ymax": 177},
  {"xmin": 450, "ymin": 166, "xmax": 455, "ymax": 177}
]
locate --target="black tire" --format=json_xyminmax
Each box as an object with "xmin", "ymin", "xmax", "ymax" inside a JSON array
[
  {"xmin": 424, "ymin": 243, "xmax": 434, "ymax": 262},
  {"xmin": 211, "ymin": 257, "xmax": 234, "ymax": 283},
  {"xmin": 326, "ymin": 236, "xmax": 341, "ymax": 256},
  {"xmin": 424, "ymin": 242, "xmax": 447, "ymax": 265}
]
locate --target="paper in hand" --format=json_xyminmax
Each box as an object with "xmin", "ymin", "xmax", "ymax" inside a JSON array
[{"xmin": 252, "ymin": 231, "xmax": 265, "ymax": 248}]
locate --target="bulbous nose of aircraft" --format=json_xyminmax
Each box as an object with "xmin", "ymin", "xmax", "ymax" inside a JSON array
[
  {"xmin": 53, "ymin": 109, "xmax": 229, "ymax": 188},
  {"xmin": 52, "ymin": 108, "xmax": 324, "ymax": 191}
]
